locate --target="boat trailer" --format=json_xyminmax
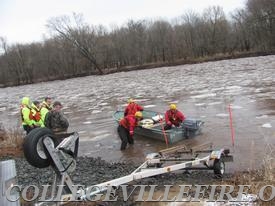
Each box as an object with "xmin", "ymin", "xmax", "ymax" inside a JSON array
[{"xmin": 23, "ymin": 131, "xmax": 233, "ymax": 206}]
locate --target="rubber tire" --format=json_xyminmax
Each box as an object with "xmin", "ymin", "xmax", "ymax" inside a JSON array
[
  {"xmin": 213, "ymin": 159, "xmax": 225, "ymax": 176},
  {"xmin": 23, "ymin": 127, "xmax": 55, "ymax": 168}
]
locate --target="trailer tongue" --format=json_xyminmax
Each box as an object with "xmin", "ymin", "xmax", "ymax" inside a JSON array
[{"xmin": 23, "ymin": 129, "xmax": 233, "ymax": 206}]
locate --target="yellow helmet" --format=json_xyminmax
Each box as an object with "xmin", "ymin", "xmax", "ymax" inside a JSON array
[
  {"xmin": 135, "ymin": 111, "xmax": 143, "ymax": 118},
  {"xmin": 170, "ymin": 104, "xmax": 177, "ymax": 110},
  {"xmin": 128, "ymin": 98, "xmax": 135, "ymax": 104}
]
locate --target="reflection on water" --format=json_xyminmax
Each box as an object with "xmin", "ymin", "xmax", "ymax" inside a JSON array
[{"xmin": 0, "ymin": 55, "xmax": 275, "ymax": 172}]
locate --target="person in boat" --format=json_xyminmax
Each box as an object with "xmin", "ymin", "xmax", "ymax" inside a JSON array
[
  {"xmin": 20, "ymin": 97, "xmax": 35, "ymax": 134},
  {"xmin": 31, "ymin": 101, "xmax": 43, "ymax": 127},
  {"xmin": 44, "ymin": 101, "xmax": 69, "ymax": 133},
  {"xmin": 40, "ymin": 97, "xmax": 52, "ymax": 127},
  {"xmin": 118, "ymin": 111, "xmax": 143, "ymax": 150},
  {"xmin": 124, "ymin": 98, "xmax": 143, "ymax": 117},
  {"xmin": 164, "ymin": 104, "xmax": 185, "ymax": 130}
]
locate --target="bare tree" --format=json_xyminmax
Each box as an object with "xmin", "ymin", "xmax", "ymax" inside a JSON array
[{"xmin": 47, "ymin": 13, "xmax": 103, "ymax": 74}]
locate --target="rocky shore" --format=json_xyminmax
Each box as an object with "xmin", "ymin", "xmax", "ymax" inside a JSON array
[{"xmin": 1, "ymin": 156, "xmax": 235, "ymax": 206}]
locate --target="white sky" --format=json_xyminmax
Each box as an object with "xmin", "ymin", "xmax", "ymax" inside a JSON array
[{"xmin": 0, "ymin": 0, "xmax": 246, "ymax": 44}]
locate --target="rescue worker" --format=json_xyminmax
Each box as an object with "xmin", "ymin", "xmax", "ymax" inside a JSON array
[
  {"xmin": 118, "ymin": 111, "xmax": 143, "ymax": 150},
  {"xmin": 20, "ymin": 97, "xmax": 34, "ymax": 134},
  {"xmin": 44, "ymin": 101, "xmax": 69, "ymax": 133},
  {"xmin": 40, "ymin": 97, "xmax": 52, "ymax": 127},
  {"xmin": 164, "ymin": 104, "xmax": 185, "ymax": 130},
  {"xmin": 31, "ymin": 101, "xmax": 42, "ymax": 127},
  {"xmin": 124, "ymin": 98, "xmax": 143, "ymax": 117}
]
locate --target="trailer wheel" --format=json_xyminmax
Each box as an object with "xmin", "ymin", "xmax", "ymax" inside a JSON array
[
  {"xmin": 213, "ymin": 159, "xmax": 225, "ymax": 176},
  {"xmin": 23, "ymin": 127, "xmax": 56, "ymax": 168}
]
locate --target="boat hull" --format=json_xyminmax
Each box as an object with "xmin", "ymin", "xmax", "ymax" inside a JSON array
[{"xmin": 113, "ymin": 110, "xmax": 203, "ymax": 144}]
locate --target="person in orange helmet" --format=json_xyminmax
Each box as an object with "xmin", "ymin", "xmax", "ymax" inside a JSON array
[
  {"xmin": 164, "ymin": 104, "xmax": 185, "ymax": 130},
  {"xmin": 118, "ymin": 111, "xmax": 143, "ymax": 150},
  {"xmin": 124, "ymin": 98, "xmax": 143, "ymax": 117}
]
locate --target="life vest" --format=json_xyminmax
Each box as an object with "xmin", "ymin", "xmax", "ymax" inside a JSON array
[
  {"xmin": 119, "ymin": 115, "xmax": 137, "ymax": 131},
  {"xmin": 20, "ymin": 105, "xmax": 33, "ymax": 121},
  {"xmin": 31, "ymin": 107, "xmax": 41, "ymax": 121},
  {"xmin": 21, "ymin": 105, "xmax": 41, "ymax": 122},
  {"xmin": 41, "ymin": 102, "xmax": 51, "ymax": 111},
  {"xmin": 124, "ymin": 103, "xmax": 143, "ymax": 116}
]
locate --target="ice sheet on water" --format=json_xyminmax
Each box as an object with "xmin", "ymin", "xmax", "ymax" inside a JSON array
[
  {"xmin": 143, "ymin": 105, "xmax": 156, "ymax": 108},
  {"xmin": 208, "ymin": 102, "xmax": 222, "ymax": 106},
  {"xmin": 83, "ymin": 121, "xmax": 92, "ymax": 124},
  {"xmin": 195, "ymin": 103, "xmax": 206, "ymax": 106},
  {"xmin": 256, "ymin": 115, "xmax": 268, "ymax": 119},
  {"xmin": 98, "ymin": 102, "xmax": 108, "ymax": 106},
  {"xmin": 262, "ymin": 123, "xmax": 272, "ymax": 128},
  {"xmin": 91, "ymin": 110, "xmax": 102, "ymax": 114},
  {"xmin": 216, "ymin": 113, "xmax": 229, "ymax": 117},
  {"xmin": 90, "ymin": 133, "xmax": 111, "ymax": 141},
  {"xmin": 230, "ymin": 105, "xmax": 243, "ymax": 109},
  {"xmin": 191, "ymin": 93, "xmax": 217, "ymax": 99},
  {"xmin": 0, "ymin": 107, "xmax": 6, "ymax": 112}
]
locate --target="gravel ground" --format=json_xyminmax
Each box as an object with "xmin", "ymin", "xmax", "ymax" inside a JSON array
[{"xmin": 1, "ymin": 156, "xmax": 234, "ymax": 206}]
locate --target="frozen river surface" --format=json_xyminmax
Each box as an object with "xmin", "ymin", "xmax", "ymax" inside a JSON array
[{"xmin": 1, "ymin": 55, "xmax": 275, "ymax": 172}]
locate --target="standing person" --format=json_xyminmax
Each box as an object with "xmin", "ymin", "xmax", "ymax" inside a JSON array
[
  {"xmin": 124, "ymin": 98, "xmax": 143, "ymax": 117},
  {"xmin": 117, "ymin": 111, "xmax": 143, "ymax": 150},
  {"xmin": 31, "ymin": 101, "xmax": 42, "ymax": 127},
  {"xmin": 20, "ymin": 97, "xmax": 34, "ymax": 134},
  {"xmin": 40, "ymin": 97, "xmax": 52, "ymax": 127},
  {"xmin": 44, "ymin": 101, "xmax": 69, "ymax": 133},
  {"xmin": 164, "ymin": 104, "xmax": 185, "ymax": 130}
]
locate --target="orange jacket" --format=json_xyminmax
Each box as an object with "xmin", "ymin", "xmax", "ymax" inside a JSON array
[
  {"xmin": 124, "ymin": 102, "xmax": 143, "ymax": 116},
  {"xmin": 165, "ymin": 109, "xmax": 185, "ymax": 127},
  {"xmin": 119, "ymin": 115, "xmax": 138, "ymax": 134}
]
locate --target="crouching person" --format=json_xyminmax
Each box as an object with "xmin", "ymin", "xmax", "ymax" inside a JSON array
[
  {"xmin": 164, "ymin": 104, "xmax": 185, "ymax": 130},
  {"xmin": 117, "ymin": 111, "xmax": 143, "ymax": 150},
  {"xmin": 44, "ymin": 101, "xmax": 69, "ymax": 133}
]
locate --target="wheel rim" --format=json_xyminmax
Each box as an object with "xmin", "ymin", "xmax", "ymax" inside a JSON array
[
  {"xmin": 36, "ymin": 136, "xmax": 55, "ymax": 159},
  {"xmin": 220, "ymin": 162, "xmax": 225, "ymax": 174}
]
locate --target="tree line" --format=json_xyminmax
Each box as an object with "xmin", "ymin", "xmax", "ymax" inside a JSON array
[{"xmin": 0, "ymin": 0, "xmax": 274, "ymax": 87}]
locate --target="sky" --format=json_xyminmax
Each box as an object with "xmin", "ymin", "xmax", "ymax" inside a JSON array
[{"xmin": 0, "ymin": 0, "xmax": 246, "ymax": 44}]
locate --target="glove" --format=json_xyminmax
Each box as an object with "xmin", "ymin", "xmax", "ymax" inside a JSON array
[{"xmin": 129, "ymin": 130, "xmax": 134, "ymax": 136}]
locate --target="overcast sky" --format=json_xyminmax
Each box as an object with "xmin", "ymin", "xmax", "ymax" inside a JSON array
[{"xmin": 0, "ymin": 0, "xmax": 246, "ymax": 44}]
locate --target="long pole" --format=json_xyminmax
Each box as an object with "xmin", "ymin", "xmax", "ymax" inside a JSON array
[{"xmin": 159, "ymin": 114, "xmax": 169, "ymax": 147}]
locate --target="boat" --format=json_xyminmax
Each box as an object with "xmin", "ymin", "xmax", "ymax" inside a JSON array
[{"xmin": 112, "ymin": 110, "xmax": 204, "ymax": 144}]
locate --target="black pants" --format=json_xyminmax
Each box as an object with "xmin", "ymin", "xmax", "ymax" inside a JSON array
[
  {"xmin": 164, "ymin": 124, "xmax": 172, "ymax": 130},
  {"xmin": 23, "ymin": 125, "xmax": 33, "ymax": 134},
  {"xmin": 117, "ymin": 125, "xmax": 134, "ymax": 150}
]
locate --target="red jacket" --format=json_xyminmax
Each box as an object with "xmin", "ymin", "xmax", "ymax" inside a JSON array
[
  {"xmin": 124, "ymin": 103, "xmax": 143, "ymax": 116},
  {"xmin": 119, "ymin": 115, "xmax": 138, "ymax": 134},
  {"xmin": 165, "ymin": 109, "xmax": 185, "ymax": 127}
]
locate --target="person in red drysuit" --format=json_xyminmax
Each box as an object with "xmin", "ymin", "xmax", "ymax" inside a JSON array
[
  {"xmin": 124, "ymin": 98, "xmax": 143, "ymax": 117},
  {"xmin": 164, "ymin": 104, "xmax": 185, "ymax": 130},
  {"xmin": 118, "ymin": 111, "xmax": 143, "ymax": 150}
]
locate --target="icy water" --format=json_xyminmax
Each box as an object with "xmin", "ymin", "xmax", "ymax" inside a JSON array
[{"xmin": 0, "ymin": 55, "xmax": 275, "ymax": 172}]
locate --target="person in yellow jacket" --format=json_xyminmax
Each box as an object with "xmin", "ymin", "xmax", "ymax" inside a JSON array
[
  {"xmin": 20, "ymin": 97, "xmax": 34, "ymax": 134},
  {"xmin": 31, "ymin": 101, "xmax": 43, "ymax": 127},
  {"xmin": 40, "ymin": 97, "xmax": 52, "ymax": 127}
]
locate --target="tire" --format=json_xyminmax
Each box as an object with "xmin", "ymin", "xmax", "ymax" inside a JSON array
[
  {"xmin": 213, "ymin": 159, "xmax": 225, "ymax": 177},
  {"xmin": 23, "ymin": 127, "xmax": 56, "ymax": 168}
]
